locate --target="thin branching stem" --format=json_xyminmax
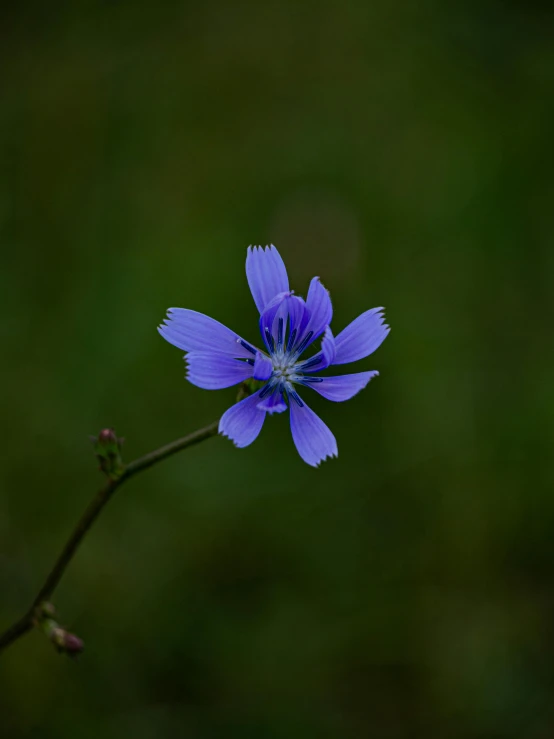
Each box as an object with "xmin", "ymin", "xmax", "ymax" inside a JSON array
[{"xmin": 0, "ymin": 420, "xmax": 220, "ymax": 654}]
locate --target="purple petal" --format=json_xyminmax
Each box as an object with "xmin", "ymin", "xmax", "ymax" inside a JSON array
[
  {"xmin": 289, "ymin": 393, "xmax": 338, "ymax": 467},
  {"xmin": 257, "ymin": 388, "xmax": 287, "ymax": 414},
  {"xmin": 258, "ymin": 291, "xmax": 290, "ymax": 351},
  {"xmin": 280, "ymin": 295, "xmax": 309, "ymax": 346},
  {"xmin": 219, "ymin": 391, "xmax": 266, "ymax": 448},
  {"xmin": 295, "ymin": 326, "xmax": 336, "ymax": 373},
  {"xmin": 321, "ymin": 326, "xmax": 336, "ymax": 366},
  {"xmin": 186, "ymin": 352, "xmax": 254, "ymax": 390},
  {"xmin": 253, "ymin": 352, "xmax": 273, "ymax": 381},
  {"xmin": 294, "ymin": 277, "xmax": 332, "ymax": 350},
  {"xmin": 333, "ymin": 308, "xmax": 390, "ymax": 365},
  {"xmin": 259, "ymin": 292, "xmax": 309, "ymax": 352},
  {"xmin": 301, "ymin": 371, "xmax": 379, "ymax": 402},
  {"xmin": 246, "ymin": 245, "xmax": 290, "ymax": 314},
  {"xmin": 159, "ymin": 308, "xmax": 257, "ymax": 359}
]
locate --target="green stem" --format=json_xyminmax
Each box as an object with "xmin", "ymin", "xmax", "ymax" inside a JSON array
[{"xmin": 0, "ymin": 419, "xmax": 220, "ymax": 655}]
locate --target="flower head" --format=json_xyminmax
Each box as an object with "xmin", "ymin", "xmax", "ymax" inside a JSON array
[{"xmin": 158, "ymin": 245, "xmax": 389, "ymax": 466}]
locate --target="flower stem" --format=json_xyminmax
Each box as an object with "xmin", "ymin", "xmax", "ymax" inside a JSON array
[{"xmin": 0, "ymin": 419, "xmax": 220, "ymax": 655}]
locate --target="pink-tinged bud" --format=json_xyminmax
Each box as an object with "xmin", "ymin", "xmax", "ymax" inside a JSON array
[
  {"xmin": 99, "ymin": 428, "xmax": 117, "ymax": 443},
  {"xmin": 53, "ymin": 628, "xmax": 84, "ymax": 655},
  {"xmin": 39, "ymin": 613, "xmax": 85, "ymax": 657},
  {"xmin": 91, "ymin": 428, "xmax": 125, "ymax": 479}
]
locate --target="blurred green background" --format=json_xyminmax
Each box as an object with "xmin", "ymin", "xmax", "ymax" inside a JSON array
[{"xmin": 1, "ymin": 1, "xmax": 554, "ymax": 737}]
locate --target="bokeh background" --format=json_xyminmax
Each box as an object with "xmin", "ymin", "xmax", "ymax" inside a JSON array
[{"xmin": 2, "ymin": 2, "xmax": 554, "ymax": 737}]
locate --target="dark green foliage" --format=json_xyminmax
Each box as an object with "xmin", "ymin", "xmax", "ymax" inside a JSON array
[{"xmin": 1, "ymin": 1, "xmax": 553, "ymax": 737}]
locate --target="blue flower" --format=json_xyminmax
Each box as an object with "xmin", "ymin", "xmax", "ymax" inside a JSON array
[{"xmin": 158, "ymin": 245, "xmax": 389, "ymax": 466}]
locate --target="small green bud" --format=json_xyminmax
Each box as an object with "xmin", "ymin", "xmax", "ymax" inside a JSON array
[
  {"xmin": 36, "ymin": 603, "xmax": 84, "ymax": 657},
  {"xmin": 49, "ymin": 627, "xmax": 84, "ymax": 655},
  {"xmin": 91, "ymin": 428, "xmax": 125, "ymax": 479}
]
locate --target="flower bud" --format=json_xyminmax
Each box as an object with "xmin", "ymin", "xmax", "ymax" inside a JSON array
[
  {"xmin": 37, "ymin": 605, "xmax": 85, "ymax": 657},
  {"xmin": 91, "ymin": 428, "xmax": 125, "ymax": 479},
  {"xmin": 50, "ymin": 627, "xmax": 85, "ymax": 655}
]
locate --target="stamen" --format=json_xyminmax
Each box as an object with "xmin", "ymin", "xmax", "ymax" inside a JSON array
[
  {"xmin": 259, "ymin": 382, "xmax": 274, "ymax": 399},
  {"xmin": 286, "ymin": 328, "xmax": 297, "ymax": 352},
  {"xmin": 264, "ymin": 327, "xmax": 275, "ymax": 353},
  {"xmin": 296, "ymin": 353, "xmax": 322, "ymax": 371},
  {"xmin": 238, "ymin": 339, "xmax": 256, "ymax": 355},
  {"xmin": 301, "ymin": 376, "xmax": 323, "ymax": 383},
  {"xmin": 277, "ymin": 317, "xmax": 284, "ymax": 351},
  {"xmin": 292, "ymin": 331, "xmax": 313, "ymax": 359},
  {"xmin": 289, "ymin": 390, "xmax": 304, "ymax": 407}
]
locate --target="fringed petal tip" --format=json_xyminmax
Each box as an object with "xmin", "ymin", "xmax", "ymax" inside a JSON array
[
  {"xmin": 302, "ymin": 277, "xmax": 333, "ymax": 346},
  {"xmin": 289, "ymin": 395, "xmax": 338, "ymax": 467},
  {"xmin": 333, "ymin": 306, "xmax": 391, "ymax": 365},
  {"xmin": 247, "ymin": 244, "xmax": 279, "ymax": 256},
  {"xmin": 157, "ymin": 307, "xmax": 256, "ymax": 359},
  {"xmin": 158, "ymin": 320, "xmax": 170, "ymax": 333},
  {"xmin": 218, "ymin": 428, "xmax": 262, "ymax": 449},
  {"xmin": 246, "ymin": 244, "xmax": 289, "ymax": 314},
  {"xmin": 218, "ymin": 427, "xmax": 245, "ymax": 449},
  {"xmin": 315, "ymin": 451, "xmax": 338, "ymax": 468},
  {"xmin": 374, "ymin": 307, "xmax": 391, "ymax": 331},
  {"xmin": 305, "ymin": 444, "xmax": 338, "ymax": 468},
  {"xmin": 307, "ymin": 447, "xmax": 338, "ymax": 468}
]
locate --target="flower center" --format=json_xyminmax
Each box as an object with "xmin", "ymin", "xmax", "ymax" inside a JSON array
[
  {"xmin": 268, "ymin": 351, "xmax": 303, "ymax": 393},
  {"xmin": 261, "ymin": 315, "xmax": 315, "ymax": 394}
]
